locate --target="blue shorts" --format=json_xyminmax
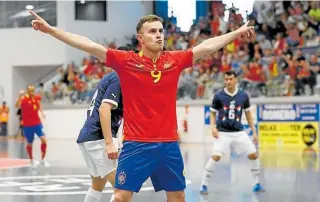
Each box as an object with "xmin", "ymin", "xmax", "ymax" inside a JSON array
[
  {"xmin": 115, "ymin": 141, "xmax": 185, "ymax": 193},
  {"xmin": 23, "ymin": 124, "xmax": 45, "ymax": 143}
]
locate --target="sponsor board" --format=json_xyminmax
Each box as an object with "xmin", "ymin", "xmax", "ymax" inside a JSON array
[{"xmin": 258, "ymin": 104, "xmax": 319, "ymax": 148}]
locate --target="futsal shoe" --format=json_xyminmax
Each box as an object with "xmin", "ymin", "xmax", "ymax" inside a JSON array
[
  {"xmin": 253, "ymin": 183, "xmax": 265, "ymax": 192},
  {"xmin": 109, "ymin": 194, "xmax": 115, "ymax": 202},
  {"xmin": 200, "ymin": 185, "xmax": 208, "ymax": 194},
  {"xmin": 31, "ymin": 160, "xmax": 40, "ymax": 169},
  {"xmin": 41, "ymin": 160, "xmax": 50, "ymax": 168}
]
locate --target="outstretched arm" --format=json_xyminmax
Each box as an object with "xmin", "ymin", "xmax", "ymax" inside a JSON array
[
  {"xmin": 30, "ymin": 11, "xmax": 107, "ymax": 62},
  {"xmin": 192, "ymin": 21, "xmax": 255, "ymax": 63}
]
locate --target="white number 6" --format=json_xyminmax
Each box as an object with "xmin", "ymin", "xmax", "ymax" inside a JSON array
[{"xmin": 228, "ymin": 110, "xmax": 235, "ymax": 119}]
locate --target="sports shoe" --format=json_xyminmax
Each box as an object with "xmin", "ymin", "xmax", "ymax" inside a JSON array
[
  {"xmin": 31, "ymin": 160, "xmax": 40, "ymax": 169},
  {"xmin": 253, "ymin": 183, "xmax": 265, "ymax": 192},
  {"xmin": 41, "ymin": 160, "xmax": 50, "ymax": 168},
  {"xmin": 200, "ymin": 185, "xmax": 208, "ymax": 194}
]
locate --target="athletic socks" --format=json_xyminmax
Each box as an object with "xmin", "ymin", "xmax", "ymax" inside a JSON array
[
  {"xmin": 84, "ymin": 187, "xmax": 102, "ymax": 202},
  {"xmin": 41, "ymin": 143, "xmax": 47, "ymax": 160},
  {"xmin": 249, "ymin": 159, "xmax": 260, "ymax": 185},
  {"xmin": 26, "ymin": 144, "xmax": 33, "ymax": 160},
  {"xmin": 201, "ymin": 158, "xmax": 217, "ymax": 186}
]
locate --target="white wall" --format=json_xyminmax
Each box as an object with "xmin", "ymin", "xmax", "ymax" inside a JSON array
[
  {"xmin": 0, "ymin": 1, "xmax": 153, "ymax": 135},
  {"xmin": 57, "ymin": 1, "xmax": 153, "ymax": 65},
  {"xmin": 0, "ymin": 29, "xmax": 66, "ymax": 134}
]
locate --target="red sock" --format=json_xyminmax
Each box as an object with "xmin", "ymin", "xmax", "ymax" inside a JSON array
[
  {"xmin": 26, "ymin": 145, "xmax": 33, "ymax": 160},
  {"xmin": 41, "ymin": 143, "xmax": 47, "ymax": 160}
]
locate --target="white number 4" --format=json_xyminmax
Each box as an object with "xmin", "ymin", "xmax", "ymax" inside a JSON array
[{"xmin": 88, "ymin": 89, "xmax": 98, "ymax": 116}]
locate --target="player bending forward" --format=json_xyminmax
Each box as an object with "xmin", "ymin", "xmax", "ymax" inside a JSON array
[
  {"xmin": 76, "ymin": 46, "xmax": 135, "ymax": 202},
  {"xmin": 30, "ymin": 10, "xmax": 255, "ymax": 202},
  {"xmin": 200, "ymin": 71, "xmax": 265, "ymax": 194}
]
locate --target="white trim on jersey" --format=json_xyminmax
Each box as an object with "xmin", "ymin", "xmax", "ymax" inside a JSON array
[
  {"xmin": 244, "ymin": 106, "xmax": 251, "ymax": 111},
  {"xmin": 210, "ymin": 107, "xmax": 218, "ymax": 113},
  {"xmin": 102, "ymin": 99, "xmax": 118, "ymax": 109},
  {"xmin": 223, "ymin": 87, "xmax": 239, "ymax": 97}
]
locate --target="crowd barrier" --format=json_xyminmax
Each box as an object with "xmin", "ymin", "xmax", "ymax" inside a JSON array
[{"xmin": 42, "ymin": 96, "xmax": 320, "ymax": 151}]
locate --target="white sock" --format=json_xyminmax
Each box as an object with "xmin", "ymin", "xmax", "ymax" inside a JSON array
[
  {"xmin": 84, "ymin": 187, "xmax": 102, "ymax": 202},
  {"xmin": 201, "ymin": 158, "xmax": 217, "ymax": 186},
  {"xmin": 249, "ymin": 159, "xmax": 260, "ymax": 185},
  {"xmin": 109, "ymin": 194, "xmax": 115, "ymax": 202}
]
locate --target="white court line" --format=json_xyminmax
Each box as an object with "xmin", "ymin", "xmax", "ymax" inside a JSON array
[
  {"xmin": 0, "ymin": 187, "xmax": 154, "ymax": 195},
  {"xmin": 0, "ymin": 175, "xmax": 90, "ymax": 180},
  {"xmin": 0, "ymin": 175, "xmax": 191, "ymax": 196},
  {"xmin": 0, "ymin": 175, "xmax": 192, "ymax": 184}
]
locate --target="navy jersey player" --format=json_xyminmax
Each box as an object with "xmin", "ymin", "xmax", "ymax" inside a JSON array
[
  {"xmin": 200, "ymin": 71, "xmax": 264, "ymax": 194},
  {"xmin": 77, "ymin": 46, "xmax": 136, "ymax": 202}
]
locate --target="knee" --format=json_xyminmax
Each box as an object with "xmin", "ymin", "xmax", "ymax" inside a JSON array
[
  {"xmin": 40, "ymin": 137, "xmax": 47, "ymax": 144},
  {"xmin": 212, "ymin": 155, "xmax": 221, "ymax": 161},
  {"xmin": 248, "ymin": 152, "xmax": 258, "ymax": 160},
  {"xmin": 114, "ymin": 195, "xmax": 128, "ymax": 202},
  {"xmin": 114, "ymin": 189, "xmax": 132, "ymax": 202},
  {"xmin": 167, "ymin": 191, "xmax": 185, "ymax": 202},
  {"xmin": 91, "ymin": 177, "xmax": 106, "ymax": 192}
]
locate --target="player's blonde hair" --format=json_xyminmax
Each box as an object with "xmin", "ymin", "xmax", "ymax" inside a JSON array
[{"xmin": 136, "ymin": 15, "xmax": 163, "ymax": 34}]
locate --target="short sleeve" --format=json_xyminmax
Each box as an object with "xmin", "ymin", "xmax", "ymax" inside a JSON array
[
  {"xmin": 105, "ymin": 49, "xmax": 131, "ymax": 72},
  {"xmin": 243, "ymin": 93, "xmax": 251, "ymax": 111},
  {"xmin": 171, "ymin": 49, "xmax": 193, "ymax": 71},
  {"xmin": 36, "ymin": 95, "xmax": 42, "ymax": 101},
  {"xmin": 101, "ymin": 80, "xmax": 121, "ymax": 109},
  {"xmin": 210, "ymin": 94, "xmax": 221, "ymax": 112}
]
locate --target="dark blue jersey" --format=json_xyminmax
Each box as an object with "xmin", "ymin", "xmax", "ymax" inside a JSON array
[
  {"xmin": 210, "ymin": 88, "xmax": 250, "ymax": 132},
  {"xmin": 77, "ymin": 71, "xmax": 123, "ymax": 143}
]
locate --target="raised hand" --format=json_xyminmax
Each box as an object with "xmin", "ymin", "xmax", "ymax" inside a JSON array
[
  {"xmin": 236, "ymin": 21, "xmax": 255, "ymax": 38},
  {"xmin": 30, "ymin": 10, "xmax": 53, "ymax": 33}
]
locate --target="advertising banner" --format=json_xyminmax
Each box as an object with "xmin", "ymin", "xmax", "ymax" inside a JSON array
[{"xmin": 257, "ymin": 104, "xmax": 319, "ymax": 149}]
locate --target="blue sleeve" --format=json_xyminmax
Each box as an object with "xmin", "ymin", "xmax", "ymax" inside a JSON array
[
  {"xmin": 101, "ymin": 79, "xmax": 121, "ymax": 109},
  {"xmin": 244, "ymin": 93, "xmax": 251, "ymax": 111},
  {"xmin": 210, "ymin": 94, "xmax": 221, "ymax": 112}
]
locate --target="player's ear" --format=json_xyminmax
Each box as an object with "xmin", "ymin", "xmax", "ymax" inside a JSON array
[{"xmin": 136, "ymin": 34, "xmax": 143, "ymax": 44}]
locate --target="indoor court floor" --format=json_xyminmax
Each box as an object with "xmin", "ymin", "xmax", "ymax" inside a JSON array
[{"xmin": 0, "ymin": 138, "xmax": 319, "ymax": 202}]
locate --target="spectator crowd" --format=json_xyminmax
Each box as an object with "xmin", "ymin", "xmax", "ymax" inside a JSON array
[{"xmin": 36, "ymin": 1, "xmax": 319, "ymax": 105}]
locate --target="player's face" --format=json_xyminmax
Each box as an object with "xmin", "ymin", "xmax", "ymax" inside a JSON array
[
  {"xmin": 138, "ymin": 21, "xmax": 164, "ymax": 53},
  {"xmin": 224, "ymin": 75, "xmax": 237, "ymax": 89},
  {"xmin": 27, "ymin": 85, "xmax": 35, "ymax": 96}
]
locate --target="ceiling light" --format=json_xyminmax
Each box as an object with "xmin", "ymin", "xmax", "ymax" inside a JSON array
[{"xmin": 25, "ymin": 5, "xmax": 34, "ymax": 10}]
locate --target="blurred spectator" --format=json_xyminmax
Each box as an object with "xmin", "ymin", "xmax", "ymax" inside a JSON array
[
  {"xmin": 40, "ymin": 1, "xmax": 319, "ymax": 104},
  {"xmin": 0, "ymin": 101, "xmax": 9, "ymax": 138}
]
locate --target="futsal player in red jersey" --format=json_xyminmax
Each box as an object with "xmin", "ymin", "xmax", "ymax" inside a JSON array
[
  {"xmin": 15, "ymin": 84, "xmax": 49, "ymax": 168},
  {"xmin": 30, "ymin": 11, "xmax": 255, "ymax": 202}
]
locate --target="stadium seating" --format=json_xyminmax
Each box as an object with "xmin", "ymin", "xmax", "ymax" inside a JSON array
[{"xmin": 39, "ymin": 1, "xmax": 319, "ymax": 104}]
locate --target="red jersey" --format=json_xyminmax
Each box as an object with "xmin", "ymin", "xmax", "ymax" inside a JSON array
[
  {"xmin": 105, "ymin": 49, "xmax": 193, "ymax": 142},
  {"xmin": 20, "ymin": 94, "xmax": 42, "ymax": 126}
]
